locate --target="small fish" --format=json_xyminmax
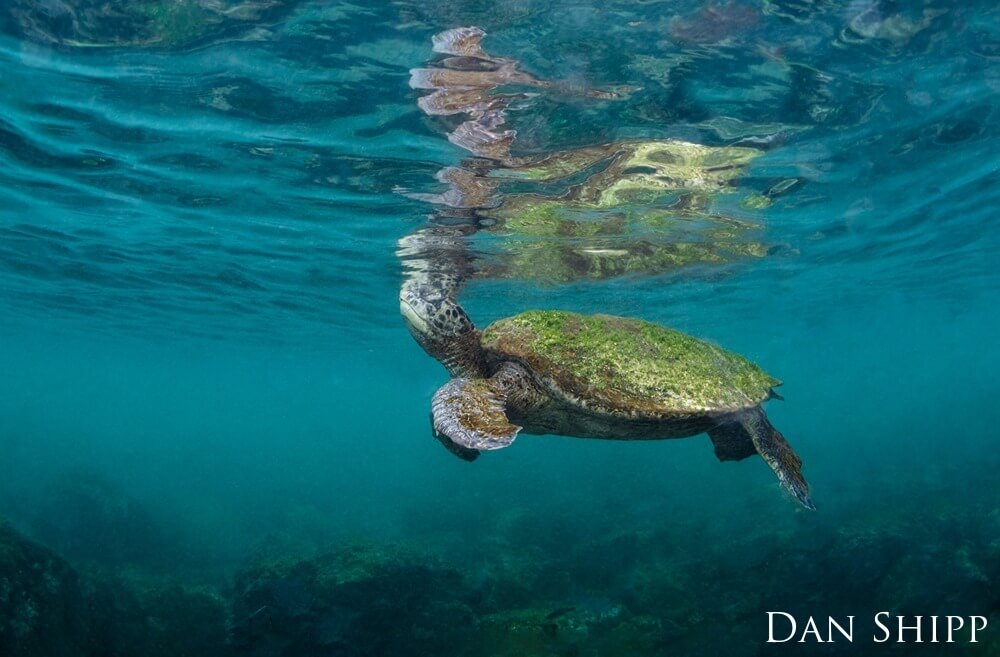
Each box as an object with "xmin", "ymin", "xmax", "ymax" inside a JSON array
[{"xmin": 248, "ymin": 605, "xmax": 273, "ymax": 622}]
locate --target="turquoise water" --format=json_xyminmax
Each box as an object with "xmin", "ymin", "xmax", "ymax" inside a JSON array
[{"xmin": 0, "ymin": 2, "xmax": 998, "ymax": 655}]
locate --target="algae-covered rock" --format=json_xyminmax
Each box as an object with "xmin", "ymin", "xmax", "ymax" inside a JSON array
[
  {"xmin": 476, "ymin": 606, "xmax": 676, "ymax": 657},
  {"xmin": 230, "ymin": 543, "xmax": 476, "ymax": 657},
  {"xmin": 0, "ymin": 515, "xmax": 230, "ymax": 657},
  {"xmin": 83, "ymin": 571, "xmax": 230, "ymax": 657},
  {"xmin": 0, "ymin": 520, "xmax": 88, "ymax": 657}
]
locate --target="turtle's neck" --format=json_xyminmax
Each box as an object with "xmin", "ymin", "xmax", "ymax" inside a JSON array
[{"xmin": 440, "ymin": 328, "xmax": 487, "ymax": 379}]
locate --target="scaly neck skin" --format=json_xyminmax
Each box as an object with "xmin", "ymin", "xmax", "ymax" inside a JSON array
[
  {"xmin": 400, "ymin": 298, "xmax": 486, "ymax": 378},
  {"xmin": 439, "ymin": 328, "xmax": 486, "ymax": 379},
  {"xmin": 404, "ymin": 323, "xmax": 484, "ymax": 379},
  {"xmin": 399, "ymin": 278, "xmax": 486, "ymax": 378}
]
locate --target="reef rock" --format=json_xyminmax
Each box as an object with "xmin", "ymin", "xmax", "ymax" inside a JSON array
[
  {"xmin": 231, "ymin": 543, "xmax": 477, "ymax": 657},
  {"xmin": 0, "ymin": 520, "xmax": 88, "ymax": 657},
  {"xmin": 31, "ymin": 469, "xmax": 170, "ymax": 570}
]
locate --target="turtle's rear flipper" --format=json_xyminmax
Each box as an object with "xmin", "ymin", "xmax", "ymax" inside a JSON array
[
  {"xmin": 740, "ymin": 406, "xmax": 816, "ymax": 510},
  {"xmin": 707, "ymin": 423, "xmax": 758, "ymax": 461},
  {"xmin": 431, "ymin": 378, "xmax": 520, "ymax": 460}
]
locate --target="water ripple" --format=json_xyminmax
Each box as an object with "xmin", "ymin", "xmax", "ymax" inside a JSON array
[{"xmin": 0, "ymin": 1, "xmax": 996, "ymax": 346}]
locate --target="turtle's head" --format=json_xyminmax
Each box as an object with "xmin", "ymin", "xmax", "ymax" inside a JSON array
[{"xmin": 400, "ymin": 278, "xmax": 484, "ymax": 377}]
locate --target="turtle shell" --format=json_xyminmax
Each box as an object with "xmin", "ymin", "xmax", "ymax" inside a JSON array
[{"xmin": 480, "ymin": 310, "xmax": 779, "ymax": 417}]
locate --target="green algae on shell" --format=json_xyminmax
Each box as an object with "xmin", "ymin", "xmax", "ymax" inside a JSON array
[{"xmin": 481, "ymin": 311, "xmax": 780, "ymax": 416}]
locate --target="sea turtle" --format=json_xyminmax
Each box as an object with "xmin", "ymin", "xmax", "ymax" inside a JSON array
[{"xmin": 400, "ymin": 282, "xmax": 814, "ymax": 509}]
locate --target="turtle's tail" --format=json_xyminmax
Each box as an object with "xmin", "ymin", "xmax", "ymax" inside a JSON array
[{"xmin": 742, "ymin": 406, "xmax": 815, "ymax": 511}]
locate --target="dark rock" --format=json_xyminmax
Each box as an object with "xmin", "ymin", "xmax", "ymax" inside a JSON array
[
  {"xmin": 83, "ymin": 572, "xmax": 230, "ymax": 657},
  {"xmin": 0, "ymin": 520, "xmax": 88, "ymax": 657},
  {"xmin": 231, "ymin": 544, "xmax": 476, "ymax": 657},
  {"xmin": 1, "ymin": 517, "xmax": 229, "ymax": 657},
  {"xmin": 30, "ymin": 469, "xmax": 170, "ymax": 570}
]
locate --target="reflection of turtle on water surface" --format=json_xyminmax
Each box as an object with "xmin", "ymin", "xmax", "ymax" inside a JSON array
[
  {"xmin": 400, "ymin": 27, "xmax": 784, "ymax": 285},
  {"xmin": 439, "ymin": 138, "xmax": 771, "ymax": 283},
  {"xmin": 399, "ymin": 280, "xmax": 814, "ymax": 510},
  {"xmin": 483, "ymin": 232, "xmax": 768, "ymax": 283},
  {"xmin": 8, "ymin": 0, "xmax": 290, "ymax": 48},
  {"xmin": 496, "ymin": 139, "xmax": 763, "ymax": 204},
  {"xmin": 478, "ymin": 197, "xmax": 768, "ymax": 283}
]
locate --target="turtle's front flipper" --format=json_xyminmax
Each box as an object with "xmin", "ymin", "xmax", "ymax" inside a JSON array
[
  {"xmin": 740, "ymin": 406, "xmax": 815, "ymax": 510},
  {"xmin": 431, "ymin": 378, "xmax": 521, "ymax": 460}
]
